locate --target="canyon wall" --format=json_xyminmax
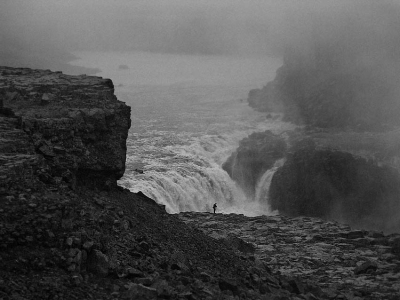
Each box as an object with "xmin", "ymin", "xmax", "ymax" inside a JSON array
[{"xmin": 0, "ymin": 66, "xmax": 131, "ymax": 192}]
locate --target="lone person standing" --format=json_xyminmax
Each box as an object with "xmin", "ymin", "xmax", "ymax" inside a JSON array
[{"xmin": 213, "ymin": 203, "xmax": 217, "ymax": 214}]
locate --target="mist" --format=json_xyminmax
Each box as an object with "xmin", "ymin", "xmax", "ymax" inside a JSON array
[
  {"xmin": 2, "ymin": 0, "xmax": 400, "ymax": 72},
  {"xmin": 0, "ymin": 0, "xmax": 281, "ymax": 71}
]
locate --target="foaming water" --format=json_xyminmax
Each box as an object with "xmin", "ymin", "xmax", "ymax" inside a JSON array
[
  {"xmin": 254, "ymin": 159, "xmax": 286, "ymax": 210},
  {"xmin": 70, "ymin": 51, "xmax": 291, "ymax": 215}
]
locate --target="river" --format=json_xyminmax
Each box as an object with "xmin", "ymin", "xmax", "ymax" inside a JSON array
[{"xmin": 70, "ymin": 51, "xmax": 293, "ymax": 215}]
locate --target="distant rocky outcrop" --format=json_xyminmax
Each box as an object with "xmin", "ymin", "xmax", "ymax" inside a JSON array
[
  {"xmin": 223, "ymin": 129, "xmax": 400, "ymax": 233},
  {"xmin": 0, "ymin": 66, "xmax": 131, "ymax": 191},
  {"xmin": 269, "ymin": 142, "xmax": 400, "ymax": 233},
  {"xmin": 222, "ymin": 130, "xmax": 286, "ymax": 198},
  {"xmin": 248, "ymin": 45, "xmax": 400, "ymax": 130}
]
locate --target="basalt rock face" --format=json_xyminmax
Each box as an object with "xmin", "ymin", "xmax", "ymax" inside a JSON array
[
  {"xmin": 269, "ymin": 144, "xmax": 400, "ymax": 233},
  {"xmin": 222, "ymin": 130, "xmax": 286, "ymax": 198},
  {"xmin": 0, "ymin": 66, "xmax": 131, "ymax": 190}
]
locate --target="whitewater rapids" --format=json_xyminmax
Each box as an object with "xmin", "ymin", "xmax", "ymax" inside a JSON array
[{"xmin": 70, "ymin": 51, "xmax": 293, "ymax": 216}]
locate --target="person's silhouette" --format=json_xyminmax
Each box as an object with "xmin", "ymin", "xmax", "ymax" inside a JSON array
[{"xmin": 213, "ymin": 203, "xmax": 217, "ymax": 214}]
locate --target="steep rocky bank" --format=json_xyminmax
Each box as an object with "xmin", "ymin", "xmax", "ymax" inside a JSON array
[
  {"xmin": 0, "ymin": 66, "xmax": 131, "ymax": 190},
  {"xmin": 0, "ymin": 66, "xmax": 312, "ymax": 299}
]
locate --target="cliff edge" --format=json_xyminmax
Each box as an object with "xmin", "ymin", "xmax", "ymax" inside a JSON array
[
  {"xmin": 0, "ymin": 66, "xmax": 131, "ymax": 192},
  {"xmin": 0, "ymin": 66, "xmax": 308, "ymax": 299}
]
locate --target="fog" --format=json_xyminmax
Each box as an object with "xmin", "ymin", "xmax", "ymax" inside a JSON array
[
  {"xmin": 1, "ymin": 0, "xmax": 400, "ymax": 69},
  {"xmin": 0, "ymin": 0, "xmax": 282, "ymax": 61}
]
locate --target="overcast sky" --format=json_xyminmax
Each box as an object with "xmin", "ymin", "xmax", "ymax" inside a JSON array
[{"xmin": 1, "ymin": 0, "xmax": 400, "ymax": 58}]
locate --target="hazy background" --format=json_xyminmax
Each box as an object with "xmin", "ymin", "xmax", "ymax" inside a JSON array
[{"xmin": 1, "ymin": 0, "xmax": 400, "ymax": 73}]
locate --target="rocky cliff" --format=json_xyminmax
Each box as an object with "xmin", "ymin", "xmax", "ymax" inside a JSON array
[
  {"xmin": 0, "ymin": 66, "xmax": 131, "ymax": 191},
  {"xmin": 222, "ymin": 128, "xmax": 400, "ymax": 233},
  {"xmin": 269, "ymin": 142, "xmax": 400, "ymax": 233},
  {"xmin": 0, "ymin": 66, "xmax": 310, "ymax": 299}
]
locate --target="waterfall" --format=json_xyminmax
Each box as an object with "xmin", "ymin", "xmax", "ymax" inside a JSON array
[
  {"xmin": 122, "ymin": 164, "xmax": 245, "ymax": 213},
  {"xmin": 254, "ymin": 159, "xmax": 285, "ymax": 203},
  {"xmin": 119, "ymin": 121, "xmax": 293, "ymax": 216},
  {"xmin": 119, "ymin": 131, "xmax": 253, "ymax": 214}
]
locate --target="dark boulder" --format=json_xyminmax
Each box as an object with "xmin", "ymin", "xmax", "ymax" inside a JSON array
[
  {"xmin": 354, "ymin": 261, "xmax": 378, "ymax": 275},
  {"xmin": 222, "ymin": 130, "xmax": 286, "ymax": 198},
  {"xmin": 269, "ymin": 142, "xmax": 400, "ymax": 232}
]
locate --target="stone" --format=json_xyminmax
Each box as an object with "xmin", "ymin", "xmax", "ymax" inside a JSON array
[
  {"xmin": 87, "ymin": 250, "xmax": 109, "ymax": 277},
  {"xmin": 389, "ymin": 237, "xmax": 400, "ymax": 255},
  {"xmin": 354, "ymin": 261, "xmax": 378, "ymax": 275},
  {"xmin": 151, "ymin": 280, "xmax": 171, "ymax": 297},
  {"xmin": 346, "ymin": 230, "xmax": 366, "ymax": 240},
  {"xmin": 199, "ymin": 271, "xmax": 213, "ymax": 282},
  {"xmin": 136, "ymin": 277, "xmax": 153, "ymax": 286},
  {"xmin": 123, "ymin": 283, "xmax": 157, "ymax": 300},
  {"xmin": 126, "ymin": 267, "xmax": 144, "ymax": 278},
  {"xmin": 41, "ymin": 93, "xmax": 55, "ymax": 105},
  {"xmin": 219, "ymin": 278, "xmax": 238, "ymax": 294},
  {"xmin": 71, "ymin": 274, "xmax": 83, "ymax": 286},
  {"xmin": 66, "ymin": 237, "xmax": 73, "ymax": 247},
  {"xmin": 83, "ymin": 240, "xmax": 94, "ymax": 251},
  {"xmin": 38, "ymin": 145, "xmax": 55, "ymax": 157}
]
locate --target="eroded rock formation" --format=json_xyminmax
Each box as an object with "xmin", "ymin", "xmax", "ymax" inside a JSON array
[
  {"xmin": 222, "ymin": 130, "xmax": 286, "ymax": 198},
  {"xmin": 0, "ymin": 66, "xmax": 131, "ymax": 190},
  {"xmin": 222, "ymin": 128, "xmax": 400, "ymax": 233},
  {"xmin": 269, "ymin": 143, "xmax": 400, "ymax": 233}
]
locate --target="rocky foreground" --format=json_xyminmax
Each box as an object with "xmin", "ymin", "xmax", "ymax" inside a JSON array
[
  {"xmin": 179, "ymin": 212, "xmax": 400, "ymax": 299},
  {"xmin": 1, "ymin": 66, "xmax": 328, "ymax": 300},
  {"xmin": 2, "ymin": 66, "xmax": 400, "ymax": 299}
]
